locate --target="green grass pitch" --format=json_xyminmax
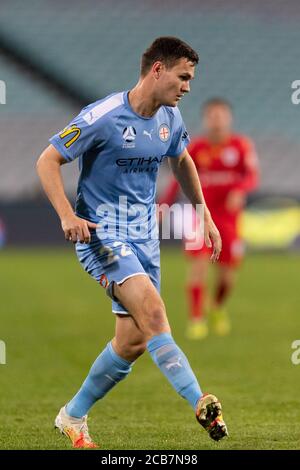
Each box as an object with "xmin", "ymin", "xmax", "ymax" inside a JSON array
[{"xmin": 0, "ymin": 247, "xmax": 299, "ymax": 449}]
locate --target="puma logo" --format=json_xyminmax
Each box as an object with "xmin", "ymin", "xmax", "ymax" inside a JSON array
[
  {"xmin": 165, "ymin": 357, "xmax": 182, "ymax": 370},
  {"xmin": 143, "ymin": 129, "xmax": 154, "ymax": 140}
]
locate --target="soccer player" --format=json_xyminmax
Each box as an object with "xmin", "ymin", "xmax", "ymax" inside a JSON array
[
  {"xmin": 159, "ymin": 98, "xmax": 259, "ymax": 340},
  {"xmin": 36, "ymin": 37, "xmax": 228, "ymax": 448}
]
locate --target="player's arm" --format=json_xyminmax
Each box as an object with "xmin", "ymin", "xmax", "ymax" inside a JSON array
[
  {"xmin": 238, "ymin": 137, "xmax": 259, "ymax": 193},
  {"xmin": 36, "ymin": 144, "xmax": 96, "ymax": 243},
  {"xmin": 168, "ymin": 148, "xmax": 222, "ymax": 262},
  {"xmin": 225, "ymin": 137, "xmax": 260, "ymax": 213}
]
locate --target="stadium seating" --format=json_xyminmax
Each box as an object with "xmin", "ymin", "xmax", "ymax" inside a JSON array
[{"xmin": 0, "ymin": 0, "xmax": 299, "ymax": 199}]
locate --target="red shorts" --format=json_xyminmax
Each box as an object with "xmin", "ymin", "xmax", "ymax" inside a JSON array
[{"xmin": 184, "ymin": 212, "xmax": 244, "ymax": 267}]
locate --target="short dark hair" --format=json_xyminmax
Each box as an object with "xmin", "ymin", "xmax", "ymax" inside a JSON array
[
  {"xmin": 202, "ymin": 97, "xmax": 233, "ymax": 113},
  {"xmin": 141, "ymin": 36, "xmax": 199, "ymax": 76}
]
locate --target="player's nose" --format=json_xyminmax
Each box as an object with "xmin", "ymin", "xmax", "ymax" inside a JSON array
[{"xmin": 182, "ymin": 82, "xmax": 190, "ymax": 93}]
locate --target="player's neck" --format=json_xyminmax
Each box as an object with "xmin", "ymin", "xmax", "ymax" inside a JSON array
[
  {"xmin": 206, "ymin": 131, "xmax": 231, "ymax": 144},
  {"xmin": 128, "ymin": 82, "xmax": 161, "ymax": 118}
]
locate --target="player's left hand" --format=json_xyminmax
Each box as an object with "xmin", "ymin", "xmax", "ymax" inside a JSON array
[{"xmin": 204, "ymin": 210, "xmax": 222, "ymax": 263}]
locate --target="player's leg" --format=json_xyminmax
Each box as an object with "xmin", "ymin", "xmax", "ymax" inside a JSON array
[
  {"xmin": 66, "ymin": 314, "xmax": 145, "ymax": 418},
  {"xmin": 114, "ymin": 275, "xmax": 202, "ymax": 408},
  {"xmin": 210, "ymin": 264, "xmax": 237, "ymax": 336},
  {"xmin": 214, "ymin": 263, "xmax": 237, "ymax": 308},
  {"xmin": 210, "ymin": 233, "xmax": 243, "ymax": 335},
  {"xmin": 186, "ymin": 253, "xmax": 210, "ymax": 339},
  {"xmin": 113, "ymin": 274, "xmax": 228, "ymax": 440},
  {"xmin": 55, "ymin": 314, "xmax": 146, "ymax": 448},
  {"xmin": 112, "ymin": 313, "xmax": 147, "ymax": 361},
  {"xmin": 113, "ymin": 274, "xmax": 170, "ymax": 337}
]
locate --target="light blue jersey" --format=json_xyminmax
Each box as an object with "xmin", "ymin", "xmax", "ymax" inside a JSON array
[
  {"xmin": 50, "ymin": 90, "xmax": 190, "ymax": 314},
  {"xmin": 50, "ymin": 90, "xmax": 189, "ymax": 241}
]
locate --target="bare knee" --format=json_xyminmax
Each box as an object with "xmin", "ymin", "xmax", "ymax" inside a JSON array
[
  {"xmin": 113, "ymin": 276, "xmax": 170, "ymax": 340},
  {"xmin": 113, "ymin": 337, "xmax": 147, "ymax": 362},
  {"xmin": 126, "ymin": 341, "xmax": 147, "ymax": 359},
  {"xmin": 144, "ymin": 303, "xmax": 170, "ymax": 338}
]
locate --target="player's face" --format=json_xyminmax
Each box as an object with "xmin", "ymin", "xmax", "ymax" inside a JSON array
[
  {"xmin": 156, "ymin": 58, "xmax": 195, "ymax": 107},
  {"xmin": 202, "ymin": 105, "xmax": 233, "ymax": 139}
]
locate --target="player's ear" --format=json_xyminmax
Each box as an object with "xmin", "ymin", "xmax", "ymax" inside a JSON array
[{"xmin": 152, "ymin": 61, "xmax": 164, "ymax": 80}]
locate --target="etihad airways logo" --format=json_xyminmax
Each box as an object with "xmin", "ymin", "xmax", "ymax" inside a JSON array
[{"xmin": 116, "ymin": 155, "xmax": 165, "ymax": 173}]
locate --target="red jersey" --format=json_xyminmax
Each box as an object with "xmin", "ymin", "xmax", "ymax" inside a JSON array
[
  {"xmin": 160, "ymin": 134, "xmax": 259, "ymax": 216},
  {"xmin": 159, "ymin": 134, "xmax": 259, "ymax": 265}
]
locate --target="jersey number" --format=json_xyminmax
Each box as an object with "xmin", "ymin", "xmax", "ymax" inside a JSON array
[{"xmin": 99, "ymin": 242, "xmax": 132, "ymax": 267}]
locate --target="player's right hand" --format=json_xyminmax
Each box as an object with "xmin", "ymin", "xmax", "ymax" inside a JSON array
[
  {"xmin": 61, "ymin": 215, "xmax": 97, "ymax": 244},
  {"xmin": 204, "ymin": 211, "xmax": 222, "ymax": 263}
]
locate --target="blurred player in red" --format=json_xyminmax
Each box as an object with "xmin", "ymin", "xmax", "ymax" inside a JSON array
[{"xmin": 160, "ymin": 98, "xmax": 259, "ymax": 339}]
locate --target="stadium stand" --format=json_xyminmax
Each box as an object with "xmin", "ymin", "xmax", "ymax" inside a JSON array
[{"xmin": 0, "ymin": 0, "xmax": 300, "ymax": 202}]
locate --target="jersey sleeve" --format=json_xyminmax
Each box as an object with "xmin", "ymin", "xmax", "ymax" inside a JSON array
[
  {"xmin": 166, "ymin": 109, "xmax": 190, "ymax": 158},
  {"xmin": 49, "ymin": 102, "xmax": 112, "ymax": 162},
  {"xmin": 236, "ymin": 136, "xmax": 260, "ymax": 193}
]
